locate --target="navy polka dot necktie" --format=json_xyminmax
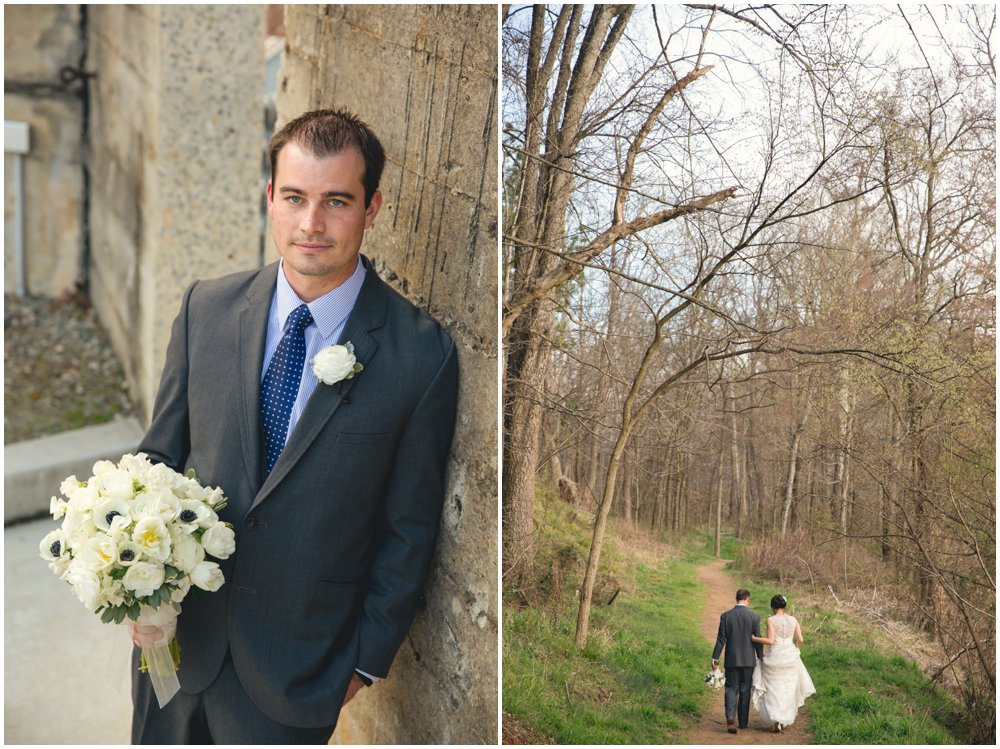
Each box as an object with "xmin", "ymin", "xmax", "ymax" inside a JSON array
[{"xmin": 261, "ymin": 303, "xmax": 313, "ymax": 474}]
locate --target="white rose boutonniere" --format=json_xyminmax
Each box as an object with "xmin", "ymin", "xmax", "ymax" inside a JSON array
[{"xmin": 311, "ymin": 341, "xmax": 364, "ymax": 386}]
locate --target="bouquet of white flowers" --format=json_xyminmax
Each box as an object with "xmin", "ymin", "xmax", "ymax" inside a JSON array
[
  {"xmin": 39, "ymin": 453, "xmax": 234, "ymax": 707},
  {"xmin": 704, "ymin": 670, "xmax": 725, "ymax": 689}
]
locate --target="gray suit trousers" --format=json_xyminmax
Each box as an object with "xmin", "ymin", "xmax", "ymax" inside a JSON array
[{"xmin": 131, "ymin": 648, "xmax": 335, "ymax": 745}]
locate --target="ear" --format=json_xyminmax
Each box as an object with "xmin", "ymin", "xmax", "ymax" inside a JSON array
[
  {"xmin": 364, "ymin": 190, "xmax": 383, "ymax": 229},
  {"xmin": 266, "ymin": 179, "xmax": 274, "ymax": 211}
]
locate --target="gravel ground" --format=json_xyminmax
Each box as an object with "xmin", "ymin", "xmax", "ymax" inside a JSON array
[{"xmin": 4, "ymin": 292, "xmax": 135, "ymax": 444}]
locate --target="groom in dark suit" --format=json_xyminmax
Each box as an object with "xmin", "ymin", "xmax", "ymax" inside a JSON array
[
  {"xmin": 130, "ymin": 109, "xmax": 459, "ymax": 743},
  {"xmin": 711, "ymin": 588, "xmax": 764, "ymax": 733}
]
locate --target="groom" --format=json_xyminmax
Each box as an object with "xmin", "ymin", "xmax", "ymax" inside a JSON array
[
  {"xmin": 711, "ymin": 588, "xmax": 764, "ymax": 733},
  {"xmin": 130, "ymin": 109, "xmax": 459, "ymax": 743}
]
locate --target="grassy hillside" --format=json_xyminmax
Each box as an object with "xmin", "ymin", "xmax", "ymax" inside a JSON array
[{"xmin": 503, "ymin": 493, "xmax": 965, "ymax": 744}]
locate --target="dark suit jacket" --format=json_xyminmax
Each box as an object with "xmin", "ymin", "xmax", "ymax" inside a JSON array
[
  {"xmin": 138, "ymin": 256, "xmax": 459, "ymax": 727},
  {"xmin": 712, "ymin": 604, "xmax": 764, "ymax": 668}
]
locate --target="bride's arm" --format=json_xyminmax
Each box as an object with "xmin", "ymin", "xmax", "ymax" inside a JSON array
[
  {"xmin": 752, "ymin": 619, "xmax": 774, "ymax": 645},
  {"xmin": 794, "ymin": 621, "xmax": 804, "ymax": 648}
]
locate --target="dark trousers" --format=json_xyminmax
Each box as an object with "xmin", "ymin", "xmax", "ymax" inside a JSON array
[
  {"xmin": 131, "ymin": 648, "xmax": 335, "ymax": 745},
  {"xmin": 724, "ymin": 665, "xmax": 754, "ymax": 728}
]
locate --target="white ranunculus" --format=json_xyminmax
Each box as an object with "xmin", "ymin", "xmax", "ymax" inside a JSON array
[
  {"xmin": 122, "ymin": 562, "xmax": 165, "ymax": 598},
  {"xmin": 169, "ymin": 526, "xmax": 205, "ymax": 573},
  {"xmin": 75, "ymin": 535, "xmax": 118, "ymax": 572},
  {"xmin": 134, "ymin": 487, "xmax": 180, "ymax": 524},
  {"xmin": 39, "ymin": 529, "xmax": 70, "ymax": 562},
  {"xmin": 191, "ymin": 561, "xmax": 224, "ymax": 592},
  {"xmin": 201, "ymin": 523, "xmax": 236, "ymax": 559},
  {"xmin": 132, "ymin": 517, "xmax": 172, "ymax": 562},
  {"xmin": 93, "ymin": 497, "xmax": 131, "ymax": 531},
  {"xmin": 99, "ymin": 468, "xmax": 136, "ymax": 500},
  {"xmin": 146, "ymin": 462, "xmax": 185, "ymax": 492},
  {"xmin": 311, "ymin": 342, "xmax": 361, "ymax": 385},
  {"xmin": 65, "ymin": 564, "xmax": 103, "ymax": 610}
]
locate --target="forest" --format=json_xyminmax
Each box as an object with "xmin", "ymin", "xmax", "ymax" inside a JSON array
[{"xmin": 502, "ymin": 4, "xmax": 995, "ymax": 741}]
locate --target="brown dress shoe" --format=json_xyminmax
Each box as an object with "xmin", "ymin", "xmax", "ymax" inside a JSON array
[{"xmin": 727, "ymin": 720, "xmax": 737, "ymax": 734}]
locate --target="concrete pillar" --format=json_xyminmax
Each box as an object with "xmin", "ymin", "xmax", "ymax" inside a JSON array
[
  {"xmin": 277, "ymin": 4, "xmax": 498, "ymax": 743},
  {"xmin": 87, "ymin": 5, "xmax": 265, "ymax": 421},
  {"xmin": 3, "ymin": 4, "xmax": 86, "ymax": 296}
]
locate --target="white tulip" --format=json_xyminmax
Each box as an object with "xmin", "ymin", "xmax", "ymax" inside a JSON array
[
  {"xmin": 201, "ymin": 523, "xmax": 236, "ymax": 560},
  {"xmin": 191, "ymin": 561, "xmax": 224, "ymax": 592}
]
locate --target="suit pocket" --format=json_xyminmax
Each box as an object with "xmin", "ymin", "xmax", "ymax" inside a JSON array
[{"xmin": 335, "ymin": 432, "xmax": 392, "ymax": 445}]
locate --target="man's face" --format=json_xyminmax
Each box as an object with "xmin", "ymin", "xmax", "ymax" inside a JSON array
[{"xmin": 267, "ymin": 141, "xmax": 382, "ymax": 300}]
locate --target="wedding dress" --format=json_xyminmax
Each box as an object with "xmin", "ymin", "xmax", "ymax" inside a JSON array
[{"xmin": 751, "ymin": 615, "xmax": 816, "ymax": 727}]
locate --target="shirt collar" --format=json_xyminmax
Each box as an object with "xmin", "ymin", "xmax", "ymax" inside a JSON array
[{"xmin": 274, "ymin": 256, "xmax": 366, "ymax": 338}]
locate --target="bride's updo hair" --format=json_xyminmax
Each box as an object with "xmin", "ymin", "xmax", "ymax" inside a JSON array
[{"xmin": 770, "ymin": 594, "xmax": 787, "ymax": 610}]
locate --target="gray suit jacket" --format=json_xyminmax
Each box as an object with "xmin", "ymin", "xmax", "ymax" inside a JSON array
[
  {"xmin": 138, "ymin": 257, "xmax": 459, "ymax": 727},
  {"xmin": 712, "ymin": 604, "xmax": 764, "ymax": 668}
]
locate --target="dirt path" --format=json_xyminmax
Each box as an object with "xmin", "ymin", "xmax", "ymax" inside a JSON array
[{"xmin": 687, "ymin": 559, "xmax": 811, "ymax": 745}]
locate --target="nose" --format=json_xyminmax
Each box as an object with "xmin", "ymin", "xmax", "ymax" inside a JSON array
[{"xmin": 299, "ymin": 204, "xmax": 325, "ymax": 235}]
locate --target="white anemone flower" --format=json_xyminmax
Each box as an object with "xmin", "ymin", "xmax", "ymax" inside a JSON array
[
  {"xmin": 39, "ymin": 529, "xmax": 70, "ymax": 562},
  {"xmin": 177, "ymin": 499, "xmax": 214, "ymax": 531},
  {"xmin": 93, "ymin": 497, "xmax": 131, "ymax": 532},
  {"xmin": 116, "ymin": 539, "xmax": 143, "ymax": 567}
]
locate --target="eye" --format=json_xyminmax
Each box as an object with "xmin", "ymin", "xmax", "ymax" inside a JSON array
[
  {"xmin": 326, "ymin": 198, "xmax": 344, "ymax": 207},
  {"xmin": 287, "ymin": 195, "xmax": 303, "ymax": 204}
]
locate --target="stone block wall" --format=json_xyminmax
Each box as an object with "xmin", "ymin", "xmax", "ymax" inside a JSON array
[
  {"xmin": 86, "ymin": 5, "xmax": 265, "ymax": 419},
  {"xmin": 3, "ymin": 4, "xmax": 86, "ymax": 296},
  {"xmin": 277, "ymin": 4, "xmax": 498, "ymax": 744}
]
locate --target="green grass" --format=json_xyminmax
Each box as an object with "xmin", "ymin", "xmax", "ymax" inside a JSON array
[
  {"xmin": 736, "ymin": 578, "xmax": 963, "ymax": 743},
  {"xmin": 505, "ymin": 505, "xmax": 965, "ymax": 744},
  {"xmin": 504, "ymin": 548, "xmax": 712, "ymax": 743}
]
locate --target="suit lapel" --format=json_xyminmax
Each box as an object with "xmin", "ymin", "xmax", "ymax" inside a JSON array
[
  {"xmin": 236, "ymin": 263, "xmax": 279, "ymax": 499},
  {"xmin": 251, "ymin": 260, "xmax": 388, "ymax": 511}
]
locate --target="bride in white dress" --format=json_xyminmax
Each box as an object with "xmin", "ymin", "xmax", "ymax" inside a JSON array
[{"xmin": 750, "ymin": 595, "xmax": 816, "ymax": 732}]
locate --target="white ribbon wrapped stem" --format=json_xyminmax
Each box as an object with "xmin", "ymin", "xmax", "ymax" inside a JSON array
[{"xmin": 134, "ymin": 603, "xmax": 181, "ymax": 708}]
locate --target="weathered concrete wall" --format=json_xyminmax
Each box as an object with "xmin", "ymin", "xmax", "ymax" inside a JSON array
[
  {"xmin": 277, "ymin": 5, "xmax": 498, "ymax": 744},
  {"xmin": 3, "ymin": 4, "xmax": 85, "ymax": 296},
  {"xmin": 87, "ymin": 5, "xmax": 265, "ymax": 420}
]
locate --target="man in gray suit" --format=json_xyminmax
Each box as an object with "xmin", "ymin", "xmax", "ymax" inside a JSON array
[
  {"xmin": 130, "ymin": 109, "xmax": 459, "ymax": 743},
  {"xmin": 711, "ymin": 588, "xmax": 763, "ymax": 733}
]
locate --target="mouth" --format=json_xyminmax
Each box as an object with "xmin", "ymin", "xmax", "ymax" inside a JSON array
[{"xmin": 293, "ymin": 242, "xmax": 332, "ymax": 252}]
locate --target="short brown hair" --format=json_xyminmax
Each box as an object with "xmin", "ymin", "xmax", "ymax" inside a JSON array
[
  {"xmin": 268, "ymin": 108, "xmax": 385, "ymax": 206},
  {"xmin": 736, "ymin": 588, "xmax": 751, "ymax": 601}
]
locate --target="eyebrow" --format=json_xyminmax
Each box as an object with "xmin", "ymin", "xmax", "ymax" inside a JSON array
[{"xmin": 279, "ymin": 186, "xmax": 357, "ymax": 201}]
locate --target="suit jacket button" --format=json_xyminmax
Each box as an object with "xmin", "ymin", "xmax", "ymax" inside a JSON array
[{"xmin": 246, "ymin": 517, "xmax": 258, "ymax": 529}]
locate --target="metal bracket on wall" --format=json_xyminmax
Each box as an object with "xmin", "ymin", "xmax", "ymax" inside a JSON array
[{"xmin": 4, "ymin": 120, "xmax": 31, "ymax": 296}]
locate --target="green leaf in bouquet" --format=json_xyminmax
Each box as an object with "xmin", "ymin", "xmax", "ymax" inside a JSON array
[
  {"xmin": 113, "ymin": 605, "xmax": 128, "ymax": 625},
  {"xmin": 127, "ymin": 602, "xmax": 141, "ymax": 621},
  {"xmin": 163, "ymin": 565, "xmax": 180, "ymax": 580},
  {"xmin": 186, "ymin": 468, "xmax": 198, "ymax": 480},
  {"xmin": 110, "ymin": 566, "xmax": 128, "ymax": 580},
  {"xmin": 99, "ymin": 606, "xmax": 116, "ymax": 624},
  {"xmin": 213, "ymin": 498, "xmax": 228, "ymax": 511},
  {"xmin": 192, "ymin": 528, "xmax": 205, "ymax": 541}
]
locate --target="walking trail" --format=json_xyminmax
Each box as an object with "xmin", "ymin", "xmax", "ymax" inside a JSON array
[{"xmin": 687, "ymin": 559, "xmax": 811, "ymax": 745}]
